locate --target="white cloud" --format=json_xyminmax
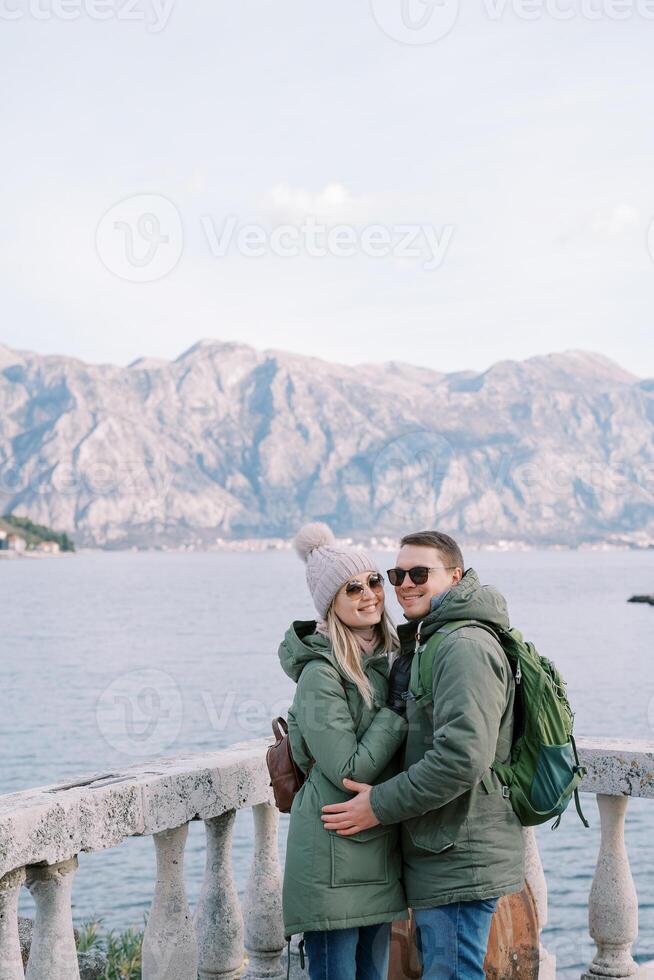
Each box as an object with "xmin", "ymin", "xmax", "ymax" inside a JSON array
[
  {"xmin": 556, "ymin": 204, "xmax": 642, "ymax": 246},
  {"xmin": 262, "ymin": 182, "xmax": 376, "ymax": 224},
  {"xmin": 589, "ymin": 205, "xmax": 640, "ymax": 237}
]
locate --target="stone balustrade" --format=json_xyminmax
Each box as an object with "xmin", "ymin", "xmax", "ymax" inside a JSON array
[{"xmin": 0, "ymin": 736, "xmax": 652, "ymax": 979}]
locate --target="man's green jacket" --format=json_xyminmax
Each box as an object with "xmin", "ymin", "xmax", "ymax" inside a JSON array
[{"xmin": 370, "ymin": 568, "xmax": 525, "ymax": 908}]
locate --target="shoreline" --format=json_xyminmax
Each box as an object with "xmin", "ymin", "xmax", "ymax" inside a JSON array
[
  {"xmin": 56, "ymin": 539, "xmax": 654, "ymax": 555},
  {"xmin": 0, "ymin": 550, "xmax": 73, "ymax": 560},
  {"xmin": 3, "ymin": 535, "xmax": 652, "ymax": 557}
]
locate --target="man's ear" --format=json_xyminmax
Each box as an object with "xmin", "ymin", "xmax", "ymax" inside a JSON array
[{"xmin": 452, "ymin": 567, "xmax": 463, "ymax": 585}]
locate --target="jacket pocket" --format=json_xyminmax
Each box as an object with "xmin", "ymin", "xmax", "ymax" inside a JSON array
[
  {"xmin": 405, "ymin": 816, "xmax": 457, "ymax": 854},
  {"xmin": 404, "ymin": 800, "xmax": 467, "ymax": 855},
  {"xmin": 329, "ymin": 824, "xmax": 392, "ymax": 887}
]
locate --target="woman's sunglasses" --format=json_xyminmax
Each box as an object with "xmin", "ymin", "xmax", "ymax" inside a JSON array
[
  {"xmin": 342, "ymin": 572, "xmax": 385, "ymax": 597},
  {"xmin": 387, "ymin": 565, "xmax": 456, "ymax": 586}
]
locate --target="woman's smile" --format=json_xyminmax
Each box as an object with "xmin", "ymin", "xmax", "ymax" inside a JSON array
[
  {"xmin": 358, "ymin": 599, "xmax": 380, "ymax": 612},
  {"xmin": 356, "ymin": 597, "xmax": 382, "ymax": 617}
]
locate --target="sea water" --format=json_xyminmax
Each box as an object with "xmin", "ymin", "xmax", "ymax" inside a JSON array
[{"xmin": 2, "ymin": 548, "xmax": 653, "ymax": 976}]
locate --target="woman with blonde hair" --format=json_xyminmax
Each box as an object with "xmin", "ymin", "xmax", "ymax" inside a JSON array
[{"xmin": 278, "ymin": 523, "xmax": 408, "ymax": 980}]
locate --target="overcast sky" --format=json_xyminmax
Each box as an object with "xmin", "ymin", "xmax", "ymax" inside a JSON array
[{"xmin": 2, "ymin": 0, "xmax": 654, "ymax": 376}]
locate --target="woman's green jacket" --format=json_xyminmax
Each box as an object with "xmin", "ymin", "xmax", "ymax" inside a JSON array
[{"xmin": 279, "ymin": 620, "xmax": 409, "ymax": 937}]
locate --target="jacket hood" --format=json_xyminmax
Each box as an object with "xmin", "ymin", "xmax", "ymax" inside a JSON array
[
  {"xmin": 278, "ymin": 620, "xmax": 333, "ymax": 682},
  {"xmin": 399, "ymin": 568, "xmax": 510, "ymax": 647},
  {"xmin": 278, "ymin": 619, "xmax": 390, "ymax": 684}
]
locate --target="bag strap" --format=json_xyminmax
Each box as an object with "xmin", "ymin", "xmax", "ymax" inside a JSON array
[
  {"xmin": 570, "ymin": 734, "xmax": 590, "ymax": 828},
  {"xmin": 410, "ymin": 619, "xmax": 510, "ymax": 793},
  {"xmin": 411, "ymin": 619, "xmax": 489, "ymax": 699},
  {"xmin": 272, "ymin": 717, "xmax": 289, "ymax": 743}
]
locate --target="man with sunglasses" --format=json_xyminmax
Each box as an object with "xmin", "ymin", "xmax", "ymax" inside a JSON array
[{"xmin": 322, "ymin": 530, "xmax": 524, "ymax": 980}]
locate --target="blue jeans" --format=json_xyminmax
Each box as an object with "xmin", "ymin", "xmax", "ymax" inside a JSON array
[
  {"xmin": 303, "ymin": 922, "xmax": 391, "ymax": 980},
  {"xmin": 413, "ymin": 899, "xmax": 498, "ymax": 980}
]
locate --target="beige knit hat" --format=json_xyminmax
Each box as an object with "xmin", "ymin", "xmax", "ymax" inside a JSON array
[{"xmin": 293, "ymin": 522, "xmax": 379, "ymax": 619}]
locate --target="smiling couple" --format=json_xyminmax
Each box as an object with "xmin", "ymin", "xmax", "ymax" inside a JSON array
[{"xmin": 277, "ymin": 523, "xmax": 524, "ymax": 980}]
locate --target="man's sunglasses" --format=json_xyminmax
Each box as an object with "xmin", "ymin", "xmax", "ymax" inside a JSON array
[
  {"xmin": 342, "ymin": 572, "xmax": 385, "ymax": 597},
  {"xmin": 387, "ymin": 566, "xmax": 457, "ymax": 587}
]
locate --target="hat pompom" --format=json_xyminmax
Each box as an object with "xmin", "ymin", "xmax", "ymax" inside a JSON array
[{"xmin": 293, "ymin": 522, "xmax": 335, "ymax": 562}]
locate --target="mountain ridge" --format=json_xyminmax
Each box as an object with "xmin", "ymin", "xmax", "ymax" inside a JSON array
[{"xmin": 0, "ymin": 341, "xmax": 651, "ymax": 548}]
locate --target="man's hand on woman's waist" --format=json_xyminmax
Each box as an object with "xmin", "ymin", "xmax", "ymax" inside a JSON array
[{"xmin": 321, "ymin": 778, "xmax": 380, "ymax": 835}]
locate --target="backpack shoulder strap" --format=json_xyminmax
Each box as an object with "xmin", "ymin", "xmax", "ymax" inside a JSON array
[
  {"xmin": 412, "ymin": 619, "xmax": 503, "ymax": 699},
  {"xmin": 411, "ymin": 619, "xmax": 475, "ymax": 698}
]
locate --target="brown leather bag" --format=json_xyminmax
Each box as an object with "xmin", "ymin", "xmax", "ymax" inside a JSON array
[
  {"xmin": 266, "ymin": 717, "xmax": 312, "ymax": 814},
  {"xmin": 388, "ymin": 913, "xmax": 422, "ymax": 979}
]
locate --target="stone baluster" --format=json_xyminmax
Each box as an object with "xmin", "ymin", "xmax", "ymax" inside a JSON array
[
  {"xmin": 142, "ymin": 823, "xmax": 198, "ymax": 980},
  {"xmin": 582, "ymin": 795, "xmax": 638, "ymax": 980},
  {"xmin": 194, "ymin": 810, "xmax": 245, "ymax": 980},
  {"xmin": 0, "ymin": 867, "xmax": 26, "ymax": 980},
  {"xmin": 523, "ymin": 827, "xmax": 556, "ymax": 980},
  {"xmin": 25, "ymin": 857, "xmax": 80, "ymax": 980},
  {"xmin": 242, "ymin": 802, "xmax": 285, "ymax": 980}
]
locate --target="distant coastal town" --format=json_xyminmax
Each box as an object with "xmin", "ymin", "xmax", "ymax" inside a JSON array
[
  {"xmin": 1, "ymin": 518, "xmax": 648, "ymax": 557},
  {"xmin": 0, "ymin": 515, "xmax": 75, "ymax": 557}
]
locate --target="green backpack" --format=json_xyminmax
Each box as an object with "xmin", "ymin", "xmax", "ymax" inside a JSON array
[{"xmin": 409, "ymin": 619, "xmax": 589, "ymax": 829}]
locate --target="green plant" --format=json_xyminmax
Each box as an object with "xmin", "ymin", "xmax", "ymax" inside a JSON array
[
  {"xmin": 77, "ymin": 918, "xmax": 103, "ymax": 952},
  {"xmin": 105, "ymin": 926, "xmax": 143, "ymax": 979},
  {"xmin": 76, "ymin": 918, "xmax": 144, "ymax": 979}
]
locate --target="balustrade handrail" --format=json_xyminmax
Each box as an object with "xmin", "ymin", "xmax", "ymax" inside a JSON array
[
  {"xmin": 0, "ymin": 734, "xmax": 652, "ymax": 879},
  {"xmin": 0, "ymin": 738, "xmax": 273, "ymax": 880},
  {"xmin": 0, "ymin": 734, "xmax": 653, "ymax": 980},
  {"xmin": 575, "ymin": 736, "xmax": 654, "ymax": 798}
]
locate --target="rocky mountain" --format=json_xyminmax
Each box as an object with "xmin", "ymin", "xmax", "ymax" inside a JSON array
[{"xmin": 0, "ymin": 340, "xmax": 652, "ymax": 548}]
